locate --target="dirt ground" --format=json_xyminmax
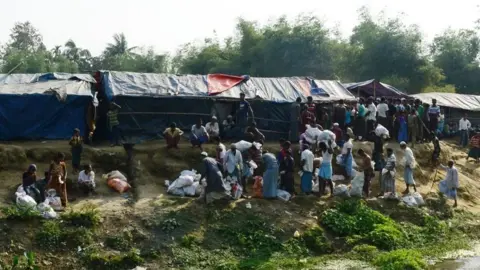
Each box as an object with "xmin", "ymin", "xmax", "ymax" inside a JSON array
[{"xmin": 0, "ymin": 139, "xmax": 479, "ymax": 269}]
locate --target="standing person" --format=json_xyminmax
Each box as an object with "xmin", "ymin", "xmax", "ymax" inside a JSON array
[
  {"xmin": 459, "ymin": 113, "xmax": 471, "ymax": 148},
  {"xmin": 77, "ymin": 164, "xmax": 95, "ymax": 195},
  {"xmin": 365, "ymin": 97, "xmax": 378, "ymax": 139},
  {"xmin": 415, "ymin": 100, "xmax": 425, "ymax": 142},
  {"xmin": 107, "ymin": 102, "xmax": 122, "ymax": 147},
  {"xmin": 432, "ymin": 133, "xmax": 442, "ymax": 166},
  {"xmin": 428, "ymin": 99, "xmax": 441, "ymax": 135},
  {"xmin": 69, "ymin": 128, "xmax": 83, "ymax": 174},
  {"xmin": 372, "ymin": 131, "xmax": 385, "ymax": 172},
  {"xmin": 387, "ymin": 99, "xmax": 397, "ymax": 137},
  {"xmin": 357, "ymin": 149, "xmax": 374, "ymax": 198},
  {"xmin": 214, "ymin": 137, "xmax": 226, "ymax": 165},
  {"xmin": 199, "ymin": 152, "xmax": 231, "ymax": 204},
  {"xmin": 331, "ymin": 123, "xmax": 344, "ymax": 147},
  {"xmin": 467, "ymin": 132, "xmax": 480, "ymax": 163},
  {"xmin": 222, "ymin": 115, "xmax": 236, "ymax": 139},
  {"xmin": 262, "ymin": 151, "xmax": 279, "ymax": 199},
  {"xmin": 190, "ymin": 119, "xmax": 209, "ymax": 150},
  {"xmin": 224, "ymin": 144, "xmax": 243, "ymax": 184},
  {"xmin": 376, "ymin": 98, "xmax": 389, "ymax": 129},
  {"xmin": 319, "ymin": 107, "xmax": 331, "ymax": 130},
  {"xmin": 400, "ymin": 141, "xmax": 417, "ymax": 194},
  {"xmin": 22, "ymin": 164, "xmax": 41, "ymax": 202},
  {"xmin": 341, "ymin": 134, "xmax": 354, "ymax": 180},
  {"xmin": 355, "ymin": 99, "xmax": 367, "ymax": 141},
  {"xmin": 301, "ymin": 105, "xmax": 316, "ymax": 133},
  {"xmin": 237, "ymin": 93, "xmax": 254, "ymax": 132},
  {"xmin": 164, "ymin": 122, "xmax": 183, "ymax": 149},
  {"xmin": 381, "ymin": 148, "xmax": 396, "ymax": 196},
  {"xmin": 397, "ymin": 108, "xmax": 408, "ymax": 143},
  {"xmin": 300, "ymin": 144, "xmax": 315, "ymax": 195},
  {"xmin": 306, "ymin": 96, "xmax": 316, "ymax": 115},
  {"xmin": 438, "ymin": 110, "xmax": 446, "ymax": 138},
  {"xmin": 318, "ymin": 141, "xmax": 334, "ymax": 196},
  {"xmin": 48, "ymin": 152, "xmax": 68, "ymax": 208},
  {"xmin": 290, "ymin": 97, "xmax": 302, "ymax": 142},
  {"xmin": 407, "ymin": 109, "xmax": 419, "ymax": 148},
  {"xmin": 333, "ymin": 100, "xmax": 347, "ymax": 130},
  {"xmin": 423, "ymin": 103, "xmax": 431, "ymax": 141},
  {"xmin": 345, "ymin": 106, "xmax": 353, "ymax": 128},
  {"xmin": 245, "ymin": 122, "xmax": 265, "ymax": 143},
  {"xmin": 279, "ymin": 149, "xmax": 295, "ymax": 195},
  {"xmin": 439, "ymin": 161, "xmax": 459, "ymax": 207},
  {"xmin": 205, "ymin": 116, "xmax": 220, "ymax": 139}
]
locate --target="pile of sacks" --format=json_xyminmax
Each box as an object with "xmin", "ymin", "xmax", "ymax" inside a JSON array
[
  {"xmin": 402, "ymin": 193, "xmax": 425, "ymax": 207},
  {"xmin": 304, "ymin": 125, "xmax": 338, "ymax": 148},
  {"xmin": 103, "ymin": 170, "xmax": 131, "ymax": 193},
  {"xmin": 167, "ymin": 170, "xmax": 204, "ymax": 197},
  {"xmin": 15, "ymin": 186, "xmax": 59, "ymax": 219}
]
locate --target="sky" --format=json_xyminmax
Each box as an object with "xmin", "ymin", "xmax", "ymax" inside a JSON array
[{"xmin": 1, "ymin": 0, "xmax": 479, "ymax": 56}]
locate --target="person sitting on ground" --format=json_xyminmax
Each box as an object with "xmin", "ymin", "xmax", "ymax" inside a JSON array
[
  {"xmin": 78, "ymin": 164, "xmax": 96, "ymax": 195},
  {"xmin": 358, "ymin": 149, "xmax": 374, "ymax": 198},
  {"xmin": 190, "ymin": 119, "xmax": 209, "ymax": 150},
  {"xmin": 467, "ymin": 131, "xmax": 480, "ymax": 163},
  {"xmin": 331, "ymin": 123, "xmax": 344, "ymax": 147},
  {"xmin": 439, "ymin": 160, "xmax": 459, "ymax": 207},
  {"xmin": 222, "ymin": 115, "xmax": 235, "ymax": 139},
  {"xmin": 381, "ymin": 148, "xmax": 396, "ymax": 196},
  {"xmin": 245, "ymin": 122, "xmax": 265, "ymax": 143},
  {"xmin": 205, "ymin": 116, "xmax": 220, "ymax": 139},
  {"xmin": 164, "ymin": 122, "xmax": 184, "ymax": 149},
  {"xmin": 22, "ymin": 164, "xmax": 41, "ymax": 202},
  {"xmin": 47, "ymin": 152, "xmax": 68, "ymax": 208},
  {"xmin": 400, "ymin": 141, "xmax": 417, "ymax": 194},
  {"xmin": 69, "ymin": 128, "xmax": 83, "ymax": 174}
]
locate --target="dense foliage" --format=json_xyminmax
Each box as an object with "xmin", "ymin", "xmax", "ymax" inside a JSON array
[{"xmin": 1, "ymin": 8, "xmax": 480, "ymax": 94}]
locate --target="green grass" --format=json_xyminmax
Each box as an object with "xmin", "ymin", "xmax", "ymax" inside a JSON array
[{"xmin": 1, "ymin": 206, "xmax": 41, "ymax": 221}]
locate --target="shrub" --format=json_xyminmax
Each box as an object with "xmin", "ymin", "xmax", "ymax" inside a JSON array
[
  {"xmin": 373, "ymin": 249, "xmax": 427, "ymax": 270},
  {"xmin": 1, "ymin": 206, "xmax": 41, "ymax": 221},
  {"xmin": 302, "ymin": 227, "xmax": 332, "ymax": 254},
  {"xmin": 65, "ymin": 227, "xmax": 94, "ymax": 247},
  {"xmin": 61, "ymin": 204, "xmax": 101, "ymax": 228},
  {"xmin": 352, "ymin": 244, "xmax": 378, "ymax": 260},
  {"xmin": 105, "ymin": 231, "xmax": 133, "ymax": 251},
  {"xmin": 181, "ymin": 233, "xmax": 202, "ymax": 248},
  {"xmin": 321, "ymin": 209, "xmax": 356, "ymax": 236},
  {"xmin": 355, "ymin": 206, "xmax": 392, "ymax": 234},
  {"xmin": 367, "ymin": 224, "xmax": 405, "ymax": 250},
  {"xmin": 36, "ymin": 221, "xmax": 63, "ymax": 250},
  {"xmin": 83, "ymin": 248, "xmax": 144, "ymax": 270}
]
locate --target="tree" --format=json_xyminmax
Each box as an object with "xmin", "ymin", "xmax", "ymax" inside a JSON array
[
  {"xmin": 103, "ymin": 33, "xmax": 137, "ymax": 57},
  {"xmin": 64, "ymin": 40, "xmax": 92, "ymax": 71},
  {"xmin": 7, "ymin": 22, "xmax": 44, "ymax": 53}
]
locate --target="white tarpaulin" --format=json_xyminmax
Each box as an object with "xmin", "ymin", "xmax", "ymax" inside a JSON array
[{"xmin": 410, "ymin": 92, "xmax": 480, "ymax": 112}]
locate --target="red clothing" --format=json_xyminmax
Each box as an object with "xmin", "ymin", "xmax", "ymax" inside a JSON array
[
  {"xmin": 301, "ymin": 111, "xmax": 316, "ymax": 132},
  {"xmin": 332, "ymin": 127, "xmax": 343, "ymax": 142},
  {"xmin": 307, "ymin": 103, "xmax": 316, "ymax": 114},
  {"xmin": 471, "ymin": 135, "xmax": 480, "ymax": 148}
]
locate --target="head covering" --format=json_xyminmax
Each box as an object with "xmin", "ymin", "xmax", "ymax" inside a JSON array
[
  {"xmin": 399, "ymin": 141, "xmax": 407, "ymax": 146},
  {"xmin": 28, "ymin": 164, "xmax": 37, "ymax": 172},
  {"xmin": 227, "ymin": 115, "xmax": 233, "ymax": 119},
  {"xmin": 74, "ymin": 128, "xmax": 80, "ymax": 133},
  {"xmin": 211, "ymin": 116, "xmax": 217, "ymax": 120},
  {"xmin": 201, "ymin": 152, "xmax": 208, "ymax": 157},
  {"xmin": 400, "ymin": 98, "xmax": 406, "ymax": 101},
  {"xmin": 333, "ymin": 123, "xmax": 339, "ymax": 127}
]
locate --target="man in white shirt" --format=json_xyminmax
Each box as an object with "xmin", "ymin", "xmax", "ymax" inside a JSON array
[
  {"xmin": 459, "ymin": 113, "xmax": 471, "ymax": 147},
  {"xmin": 376, "ymin": 98, "xmax": 389, "ymax": 129},
  {"xmin": 365, "ymin": 97, "xmax": 378, "ymax": 139},
  {"xmin": 400, "ymin": 141, "xmax": 417, "ymax": 194},
  {"xmin": 205, "ymin": 116, "xmax": 220, "ymax": 139},
  {"xmin": 341, "ymin": 134, "xmax": 354, "ymax": 179},
  {"xmin": 439, "ymin": 160, "xmax": 459, "ymax": 207},
  {"xmin": 224, "ymin": 143, "xmax": 243, "ymax": 184},
  {"xmin": 190, "ymin": 119, "xmax": 209, "ymax": 150},
  {"xmin": 300, "ymin": 145, "xmax": 315, "ymax": 195},
  {"xmin": 78, "ymin": 164, "xmax": 95, "ymax": 195}
]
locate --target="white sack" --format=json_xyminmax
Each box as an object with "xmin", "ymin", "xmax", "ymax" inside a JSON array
[
  {"xmin": 375, "ymin": 124, "xmax": 390, "ymax": 138},
  {"xmin": 412, "ymin": 192, "xmax": 425, "ymax": 206},
  {"xmin": 277, "ymin": 189, "xmax": 291, "ymax": 201},
  {"xmin": 402, "ymin": 195, "xmax": 418, "ymax": 207},
  {"xmin": 235, "ymin": 140, "xmax": 253, "ymax": 152},
  {"xmin": 16, "ymin": 194, "xmax": 37, "ymax": 209},
  {"xmin": 349, "ymin": 171, "xmax": 364, "ymax": 197},
  {"xmin": 183, "ymin": 182, "xmax": 200, "ymax": 196}
]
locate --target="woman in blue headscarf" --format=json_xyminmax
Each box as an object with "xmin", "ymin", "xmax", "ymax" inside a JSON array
[{"xmin": 262, "ymin": 151, "xmax": 279, "ymax": 199}]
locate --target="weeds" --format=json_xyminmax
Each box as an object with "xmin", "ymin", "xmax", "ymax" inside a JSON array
[
  {"xmin": 105, "ymin": 231, "xmax": 133, "ymax": 251},
  {"xmin": 0, "ymin": 251, "xmax": 39, "ymax": 270},
  {"xmin": 82, "ymin": 248, "xmax": 144, "ymax": 270},
  {"xmin": 373, "ymin": 249, "xmax": 427, "ymax": 270},
  {"xmin": 301, "ymin": 227, "xmax": 332, "ymax": 254},
  {"xmin": 61, "ymin": 204, "xmax": 101, "ymax": 228},
  {"xmin": 35, "ymin": 220, "xmax": 94, "ymax": 250},
  {"xmin": 1, "ymin": 206, "xmax": 40, "ymax": 221}
]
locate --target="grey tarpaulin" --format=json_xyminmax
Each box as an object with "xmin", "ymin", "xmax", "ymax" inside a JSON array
[
  {"xmin": 343, "ymin": 79, "xmax": 406, "ymax": 98},
  {"xmin": 410, "ymin": 93, "xmax": 480, "ymax": 112},
  {"xmin": 0, "ymin": 80, "xmax": 94, "ymax": 102},
  {"xmin": 0, "ymin": 72, "xmax": 95, "ymax": 84},
  {"xmin": 312, "ymin": 80, "xmax": 356, "ymax": 102}
]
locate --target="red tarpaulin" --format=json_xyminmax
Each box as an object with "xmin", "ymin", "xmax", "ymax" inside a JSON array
[{"xmin": 207, "ymin": 74, "xmax": 245, "ymax": 95}]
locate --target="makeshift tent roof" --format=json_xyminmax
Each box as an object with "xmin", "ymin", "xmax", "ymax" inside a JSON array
[
  {"xmin": 409, "ymin": 93, "xmax": 480, "ymax": 112},
  {"xmin": 343, "ymin": 79, "xmax": 406, "ymax": 98},
  {"xmin": 101, "ymin": 71, "xmax": 355, "ymax": 103},
  {"xmin": 0, "ymin": 73, "xmax": 96, "ymax": 140},
  {"xmin": 0, "ymin": 72, "xmax": 96, "ymax": 84}
]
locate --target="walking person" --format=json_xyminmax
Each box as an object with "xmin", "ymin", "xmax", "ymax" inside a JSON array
[
  {"xmin": 439, "ymin": 160, "xmax": 459, "ymax": 207},
  {"xmin": 357, "ymin": 149, "xmax": 374, "ymax": 198},
  {"xmin": 236, "ymin": 93, "xmax": 254, "ymax": 133},
  {"xmin": 400, "ymin": 141, "xmax": 417, "ymax": 194},
  {"xmin": 459, "ymin": 113, "xmax": 471, "ymax": 148},
  {"xmin": 341, "ymin": 134, "xmax": 354, "ymax": 180},
  {"xmin": 365, "ymin": 97, "xmax": 378, "ymax": 140}
]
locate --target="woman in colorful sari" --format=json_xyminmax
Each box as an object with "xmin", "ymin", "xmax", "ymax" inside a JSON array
[
  {"xmin": 48, "ymin": 152, "xmax": 68, "ymax": 208},
  {"xmin": 397, "ymin": 108, "xmax": 408, "ymax": 143},
  {"xmin": 69, "ymin": 128, "xmax": 83, "ymax": 174},
  {"xmin": 262, "ymin": 151, "xmax": 279, "ymax": 199}
]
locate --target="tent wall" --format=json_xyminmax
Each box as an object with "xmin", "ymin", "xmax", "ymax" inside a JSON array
[{"xmin": 0, "ymin": 94, "xmax": 91, "ymax": 140}]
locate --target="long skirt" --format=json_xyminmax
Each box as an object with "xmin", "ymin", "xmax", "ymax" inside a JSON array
[
  {"xmin": 343, "ymin": 154, "xmax": 354, "ymax": 177},
  {"xmin": 355, "ymin": 117, "xmax": 366, "ymax": 138},
  {"xmin": 281, "ymin": 172, "xmax": 295, "ymax": 194},
  {"xmin": 48, "ymin": 176, "xmax": 67, "ymax": 207},
  {"xmin": 439, "ymin": 180, "xmax": 457, "ymax": 199},
  {"xmin": 301, "ymin": 171, "xmax": 313, "ymax": 193},
  {"xmin": 71, "ymin": 147, "xmax": 82, "ymax": 170},
  {"xmin": 404, "ymin": 167, "xmax": 415, "ymax": 185},
  {"xmin": 382, "ymin": 173, "xmax": 396, "ymax": 194},
  {"xmin": 398, "ymin": 121, "xmax": 408, "ymax": 142},
  {"xmin": 263, "ymin": 168, "xmax": 278, "ymax": 198},
  {"xmin": 319, "ymin": 162, "xmax": 332, "ymax": 180},
  {"xmin": 468, "ymin": 147, "xmax": 480, "ymax": 159}
]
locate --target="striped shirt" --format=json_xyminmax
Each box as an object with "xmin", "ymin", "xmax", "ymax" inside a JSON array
[
  {"xmin": 107, "ymin": 110, "xmax": 119, "ymax": 127},
  {"xmin": 471, "ymin": 135, "xmax": 480, "ymax": 148}
]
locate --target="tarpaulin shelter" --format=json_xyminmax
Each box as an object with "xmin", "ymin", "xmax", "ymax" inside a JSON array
[
  {"xmin": 96, "ymin": 71, "xmax": 355, "ymax": 141},
  {"xmin": 0, "ymin": 73, "xmax": 97, "ymax": 140},
  {"xmin": 343, "ymin": 79, "xmax": 407, "ymax": 99},
  {"xmin": 410, "ymin": 92, "xmax": 480, "ymax": 125}
]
